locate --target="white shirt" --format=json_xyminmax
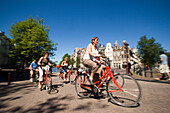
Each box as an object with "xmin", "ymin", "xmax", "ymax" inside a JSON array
[{"xmin": 83, "ymin": 43, "xmax": 99, "ymax": 61}]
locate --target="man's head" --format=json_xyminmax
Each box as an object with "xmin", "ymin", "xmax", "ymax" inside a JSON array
[
  {"xmin": 33, "ymin": 59, "xmax": 36, "ymax": 63},
  {"xmin": 160, "ymin": 50, "xmax": 164, "ymax": 54}
]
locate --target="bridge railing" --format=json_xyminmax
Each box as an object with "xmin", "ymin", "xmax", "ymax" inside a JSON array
[{"xmin": 133, "ymin": 66, "xmax": 161, "ymax": 78}]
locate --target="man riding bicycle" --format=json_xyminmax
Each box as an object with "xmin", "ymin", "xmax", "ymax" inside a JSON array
[
  {"xmin": 38, "ymin": 51, "xmax": 53, "ymax": 89},
  {"xmin": 29, "ymin": 59, "xmax": 38, "ymax": 82}
]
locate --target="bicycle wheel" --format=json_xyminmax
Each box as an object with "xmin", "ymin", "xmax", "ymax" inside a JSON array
[
  {"xmin": 114, "ymin": 75, "xmax": 124, "ymax": 88},
  {"xmin": 59, "ymin": 72, "xmax": 64, "ymax": 82},
  {"xmin": 75, "ymin": 74, "xmax": 91, "ymax": 98},
  {"xmin": 34, "ymin": 74, "xmax": 39, "ymax": 86},
  {"xmin": 46, "ymin": 75, "xmax": 52, "ymax": 94},
  {"xmin": 69, "ymin": 72, "xmax": 76, "ymax": 84},
  {"xmin": 107, "ymin": 74, "xmax": 141, "ymax": 107}
]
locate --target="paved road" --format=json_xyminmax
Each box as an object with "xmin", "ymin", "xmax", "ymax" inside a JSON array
[{"xmin": 0, "ymin": 73, "xmax": 170, "ymax": 113}]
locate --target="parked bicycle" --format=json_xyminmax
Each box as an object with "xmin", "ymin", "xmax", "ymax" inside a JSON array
[{"xmin": 75, "ymin": 58, "xmax": 141, "ymax": 107}]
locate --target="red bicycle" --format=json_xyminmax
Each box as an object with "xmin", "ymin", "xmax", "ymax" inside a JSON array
[
  {"xmin": 75, "ymin": 58, "xmax": 141, "ymax": 107},
  {"xmin": 59, "ymin": 67, "xmax": 76, "ymax": 84},
  {"xmin": 39, "ymin": 65, "xmax": 52, "ymax": 94}
]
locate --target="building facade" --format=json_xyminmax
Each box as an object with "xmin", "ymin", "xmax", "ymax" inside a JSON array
[
  {"xmin": 0, "ymin": 31, "xmax": 9, "ymax": 65},
  {"xmin": 71, "ymin": 41, "xmax": 141, "ymax": 69},
  {"xmin": 71, "ymin": 48, "xmax": 86, "ymax": 68}
]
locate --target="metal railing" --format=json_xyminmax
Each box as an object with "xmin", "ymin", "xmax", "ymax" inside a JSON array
[{"xmin": 133, "ymin": 66, "xmax": 160, "ymax": 78}]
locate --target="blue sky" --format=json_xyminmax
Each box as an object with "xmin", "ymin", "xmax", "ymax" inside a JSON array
[{"xmin": 1, "ymin": 0, "xmax": 170, "ymax": 63}]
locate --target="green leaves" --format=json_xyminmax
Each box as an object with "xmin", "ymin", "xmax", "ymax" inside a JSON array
[
  {"xmin": 137, "ymin": 35, "xmax": 163, "ymax": 67},
  {"xmin": 9, "ymin": 16, "xmax": 57, "ymax": 64}
]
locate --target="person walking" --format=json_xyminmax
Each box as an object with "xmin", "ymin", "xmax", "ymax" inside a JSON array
[
  {"xmin": 155, "ymin": 50, "xmax": 170, "ymax": 80},
  {"xmin": 128, "ymin": 62, "xmax": 133, "ymax": 76}
]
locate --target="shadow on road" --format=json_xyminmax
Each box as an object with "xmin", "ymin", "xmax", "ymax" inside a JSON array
[
  {"xmin": 134, "ymin": 78, "xmax": 170, "ymax": 84},
  {"xmin": 108, "ymin": 98, "xmax": 141, "ymax": 108}
]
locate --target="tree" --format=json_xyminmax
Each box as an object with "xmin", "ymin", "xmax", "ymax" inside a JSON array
[
  {"xmin": 9, "ymin": 17, "xmax": 57, "ymax": 64},
  {"xmin": 60, "ymin": 53, "xmax": 71, "ymax": 64},
  {"xmin": 1, "ymin": 34, "xmax": 10, "ymax": 46},
  {"xmin": 137, "ymin": 35, "xmax": 163, "ymax": 67},
  {"xmin": 76, "ymin": 56, "xmax": 81, "ymax": 68},
  {"xmin": 70, "ymin": 58, "xmax": 75, "ymax": 66}
]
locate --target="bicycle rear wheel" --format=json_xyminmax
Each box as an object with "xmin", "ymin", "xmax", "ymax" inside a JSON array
[
  {"xmin": 46, "ymin": 75, "xmax": 52, "ymax": 94},
  {"xmin": 34, "ymin": 74, "xmax": 39, "ymax": 86},
  {"xmin": 107, "ymin": 74, "xmax": 141, "ymax": 107},
  {"xmin": 75, "ymin": 74, "xmax": 91, "ymax": 98}
]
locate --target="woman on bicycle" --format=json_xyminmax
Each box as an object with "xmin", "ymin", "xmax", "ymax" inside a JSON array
[
  {"xmin": 61, "ymin": 57, "xmax": 69, "ymax": 80},
  {"xmin": 38, "ymin": 51, "xmax": 53, "ymax": 88},
  {"xmin": 83, "ymin": 37, "xmax": 104, "ymax": 82}
]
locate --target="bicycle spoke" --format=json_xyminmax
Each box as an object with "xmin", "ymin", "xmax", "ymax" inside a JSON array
[{"xmin": 107, "ymin": 74, "xmax": 141, "ymax": 107}]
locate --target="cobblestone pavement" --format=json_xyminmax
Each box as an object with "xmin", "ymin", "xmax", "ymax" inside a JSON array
[{"xmin": 0, "ymin": 72, "xmax": 170, "ymax": 113}]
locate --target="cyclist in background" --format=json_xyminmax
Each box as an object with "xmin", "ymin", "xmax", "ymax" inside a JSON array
[
  {"xmin": 61, "ymin": 57, "xmax": 69, "ymax": 80},
  {"xmin": 29, "ymin": 59, "xmax": 38, "ymax": 82},
  {"xmin": 83, "ymin": 37, "xmax": 104, "ymax": 82},
  {"xmin": 38, "ymin": 51, "xmax": 53, "ymax": 88}
]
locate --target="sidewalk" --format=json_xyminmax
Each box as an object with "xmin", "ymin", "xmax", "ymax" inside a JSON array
[
  {"xmin": 115, "ymin": 69, "xmax": 170, "ymax": 84},
  {"xmin": 132, "ymin": 74, "xmax": 170, "ymax": 84}
]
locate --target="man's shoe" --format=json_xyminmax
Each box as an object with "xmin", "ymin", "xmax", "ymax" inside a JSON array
[{"xmin": 160, "ymin": 76, "xmax": 169, "ymax": 80}]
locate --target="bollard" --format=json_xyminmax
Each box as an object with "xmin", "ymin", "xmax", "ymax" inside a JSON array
[
  {"xmin": 150, "ymin": 67, "xmax": 153, "ymax": 78},
  {"xmin": 8, "ymin": 72, "xmax": 11, "ymax": 85}
]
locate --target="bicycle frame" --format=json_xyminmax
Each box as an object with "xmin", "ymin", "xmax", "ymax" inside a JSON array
[
  {"xmin": 60, "ymin": 68, "xmax": 73, "ymax": 79},
  {"xmin": 78, "ymin": 65, "xmax": 123, "ymax": 92},
  {"xmin": 40, "ymin": 65, "xmax": 50, "ymax": 85}
]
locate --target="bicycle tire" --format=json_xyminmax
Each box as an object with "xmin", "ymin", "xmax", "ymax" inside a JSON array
[
  {"xmin": 107, "ymin": 74, "xmax": 141, "ymax": 107},
  {"xmin": 34, "ymin": 74, "xmax": 39, "ymax": 86},
  {"xmin": 69, "ymin": 72, "xmax": 76, "ymax": 84},
  {"xmin": 59, "ymin": 72, "xmax": 64, "ymax": 82},
  {"xmin": 75, "ymin": 74, "xmax": 91, "ymax": 98},
  {"xmin": 46, "ymin": 75, "xmax": 52, "ymax": 94}
]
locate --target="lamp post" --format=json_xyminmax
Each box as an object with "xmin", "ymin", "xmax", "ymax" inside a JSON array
[{"xmin": 124, "ymin": 42, "xmax": 129, "ymax": 75}]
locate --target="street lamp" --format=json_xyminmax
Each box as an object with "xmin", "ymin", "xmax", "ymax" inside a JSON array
[{"xmin": 124, "ymin": 42, "xmax": 129, "ymax": 75}]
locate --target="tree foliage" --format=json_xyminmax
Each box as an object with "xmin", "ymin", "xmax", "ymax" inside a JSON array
[
  {"xmin": 76, "ymin": 56, "xmax": 81, "ymax": 68},
  {"xmin": 9, "ymin": 17, "xmax": 57, "ymax": 64},
  {"xmin": 137, "ymin": 35, "xmax": 163, "ymax": 67},
  {"xmin": 1, "ymin": 34, "xmax": 10, "ymax": 46}
]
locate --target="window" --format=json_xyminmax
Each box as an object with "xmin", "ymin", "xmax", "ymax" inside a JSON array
[{"xmin": 117, "ymin": 51, "xmax": 120, "ymax": 56}]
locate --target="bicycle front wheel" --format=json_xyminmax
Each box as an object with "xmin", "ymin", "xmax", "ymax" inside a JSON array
[
  {"xmin": 59, "ymin": 72, "xmax": 64, "ymax": 82},
  {"xmin": 46, "ymin": 75, "xmax": 52, "ymax": 94},
  {"xmin": 69, "ymin": 72, "xmax": 76, "ymax": 84},
  {"xmin": 107, "ymin": 74, "xmax": 141, "ymax": 107},
  {"xmin": 75, "ymin": 74, "xmax": 91, "ymax": 98}
]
